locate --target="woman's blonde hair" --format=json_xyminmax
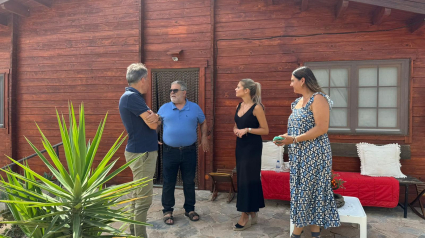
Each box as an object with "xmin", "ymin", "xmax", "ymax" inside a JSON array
[{"xmin": 240, "ymin": 78, "xmax": 264, "ymax": 109}]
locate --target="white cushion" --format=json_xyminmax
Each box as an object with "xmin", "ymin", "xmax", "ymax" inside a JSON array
[
  {"xmin": 261, "ymin": 141, "xmax": 284, "ymax": 171},
  {"xmin": 356, "ymin": 143, "xmax": 406, "ymax": 178}
]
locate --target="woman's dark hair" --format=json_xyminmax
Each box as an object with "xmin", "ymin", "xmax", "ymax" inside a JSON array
[{"xmin": 292, "ymin": 66, "xmax": 325, "ymax": 94}]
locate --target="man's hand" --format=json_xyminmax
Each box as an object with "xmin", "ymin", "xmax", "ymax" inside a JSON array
[
  {"xmin": 201, "ymin": 136, "xmax": 209, "ymax": 152},
  {"xmin": 146, "ymin": 110, "xmax": 159, "ymax": 124}
]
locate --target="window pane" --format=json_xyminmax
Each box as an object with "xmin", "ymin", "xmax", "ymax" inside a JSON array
[
  {"xmin": 322, "ymin": 87, "xmax": 329, "ymax": 95},
  {"xmin": 359, "ymin": 88, "xmax": 377, "ymax": 107},
  {"xmin": 379, "ymin": 87, "xmax": 398, "ymax": 107},
  {"xmin": 359, "ymin": 67, "xmax": 377, "ymax": 86},
  {"xmin": 379, "ymin": 67, "xmax": 398, "ymax": 86},
  {"xmin": 330, "ymin": 108, "xmax": 347, "ymax": 127},
  {"xmin": 330, "ymin": 68, "xmax": 348, "ymax": 87},
  {"xmin": 313, "ymin": 69, "xmax": 329, "ymax": 87},
  {"xmin": 330, "ymin": 88, "xmax": 348, "ymax": 107},
  {"xmin": 0, "ymin": 74, "xmax": 3, "ymax": 127},
  {"xmin": 358, "ymin": 109, "xmax": 377, "ymax": 127},
  {"xmin": 378, "ymin": 109, "xmax": 397, "ymax": 127}
]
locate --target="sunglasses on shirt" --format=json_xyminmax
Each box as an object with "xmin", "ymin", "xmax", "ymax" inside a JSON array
[{"xmin": 170, "ymin": 89, "xmax": 185, "ymax": 94}]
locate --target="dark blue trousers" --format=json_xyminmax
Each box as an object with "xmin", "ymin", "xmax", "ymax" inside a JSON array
[{"xmin": 162, "ymin": 143, "xmax": 197, "ymax": 214}]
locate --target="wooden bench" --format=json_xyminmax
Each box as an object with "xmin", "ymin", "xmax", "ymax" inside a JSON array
[{"xmin": 280, "ymin": 142, "xmax": 422, "ymax": 218}]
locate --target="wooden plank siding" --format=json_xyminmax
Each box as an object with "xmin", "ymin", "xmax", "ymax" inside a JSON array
[
  {"xmin": 213, "ymin": 0, "xmax": 425, "ymax": 185},
  {"xmin": 143, "ymin": 0, "xmax": 214, "ymax": 189},
  {"xmin": 15, "ymin": 0, "xmax": 141, "ymax": 183},
  {"xmin": 0, "ymin": 0, "xmax": 423, "ymax": 195}
]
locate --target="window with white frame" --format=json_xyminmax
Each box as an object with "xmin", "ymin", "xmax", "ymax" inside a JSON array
[{"xmin": 306, "ymin": 59, "xmax": 409, "ymax": 135}]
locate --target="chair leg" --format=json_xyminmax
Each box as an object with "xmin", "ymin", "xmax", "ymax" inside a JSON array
[
  {"xmin": 409, "ymin": 188, "xmax": 425, "ymax": 219},
  {"xmin": 359, "ymin": 218, "xmax": 367, "ymax": 238},
  {"xmin": 227, "ymin": 179, "xmax": 236, "ymax": 203},
  {"xmin": 211, "ymin": 181, "xmax": 218, "ymax": 201}
]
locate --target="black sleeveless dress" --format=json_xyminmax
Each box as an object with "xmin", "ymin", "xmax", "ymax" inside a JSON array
[{"xmin": 234, "ymin": 103, "xmax": 265, "ymax": 212}]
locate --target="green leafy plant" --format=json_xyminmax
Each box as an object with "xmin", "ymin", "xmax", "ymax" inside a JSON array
[
  {"xmin": 43, "ymin": 172, "xmax": 54, "ymax": 182},
  {"xmin": 0, "ymin": 103, "xmax": 149, "ymax": 238},
  {"xmin": 331, "ymin": 171, "xmax": 346, "ymax": 190}
]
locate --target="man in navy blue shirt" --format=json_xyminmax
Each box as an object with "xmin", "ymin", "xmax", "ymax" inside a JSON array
[
  {"xmin": 149, "ymin": 80, "xmax": 209, "ymax": 225},
  {"xmin": 119, "ymin": 63, "xmax": 160, "ymax": 237}
]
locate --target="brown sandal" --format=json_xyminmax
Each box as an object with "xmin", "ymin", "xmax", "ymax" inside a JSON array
[
  {"xmin": 163, "ymin": 211, "xmax": 174, "ymax": 225},
  {"xmin": 185, "ymin": 211, "xmax": 200, "ymax": 221}
]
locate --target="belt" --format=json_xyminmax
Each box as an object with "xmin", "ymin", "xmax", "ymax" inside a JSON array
[{"xmin": 164, "ymin": 143, "xmax": 196, "ymax": 150}]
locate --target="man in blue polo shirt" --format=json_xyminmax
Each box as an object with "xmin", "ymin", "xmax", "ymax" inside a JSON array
[
  {"xmin": 119, "ymin": 63, "xmax": 160, "ymax": 237},
  {"xmin": 155, "ymin": 80, "xmax": 209, "ymax": 225}
]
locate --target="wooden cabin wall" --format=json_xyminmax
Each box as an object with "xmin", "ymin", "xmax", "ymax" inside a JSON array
[
  {"xmin": 15, "ymin": 0, "xmax": 140, "ymax": 183},
  {"xmin": 4, "ymin": 0, "xmax": 424, "ymax": 190},
  {"xmin": 143, "ymin": 0, "xmax": 214, "ymax": 188},
  {"xmin": 0, "ymin": 23, "xmax": 12, "ymax": 167},
  {"xmin": 213, "ymin": 0, "xmax": 425, "ymax": 182}
]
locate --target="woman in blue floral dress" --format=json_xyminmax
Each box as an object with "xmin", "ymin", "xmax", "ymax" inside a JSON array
[{"xmin": 274, "ymin": 66, "xmax": 340, "ymax": 238}]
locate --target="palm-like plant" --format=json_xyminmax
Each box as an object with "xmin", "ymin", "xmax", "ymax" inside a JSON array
[{"xmin": 0, "ymin": 103, "xmax": 148, "ymax": 238}]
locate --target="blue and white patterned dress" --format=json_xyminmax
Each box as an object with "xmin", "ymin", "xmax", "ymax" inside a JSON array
[{"xmin": 288, "ymin": 92, "xmax": 340, "ymax": 229}]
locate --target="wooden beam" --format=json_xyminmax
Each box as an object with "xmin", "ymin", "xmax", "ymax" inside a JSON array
[
  {"xmin": 349, "ymin": 0, "xmax": 425, "ymax": 15},
  {"xmin": 0, "ymin": 14, "xmax": 7, "ymax": 26},
  {"xmin": 0, "ymin": 1, "xmax": 30, "ymax": 17},
  {"xmin": 335, "ymin": 0, "xmax": 349, "ymax": 19},
  {"xmin": 301, "ymin": 0, "xmax": 308, "ymax": 11},
  {"xmin": 409, "ymin": 15, "xmax": 425, "ymax": 33},
  {"xmin": 31, "ymin": 0, "xmax": 52, "ymax": 8},
  {"xmin": 372, "ymin": 7, "xmax": 391, "ymax": 25},
  {"xmin": 10, "ymin": 13, "xmax": 18, "ymax": 162}
]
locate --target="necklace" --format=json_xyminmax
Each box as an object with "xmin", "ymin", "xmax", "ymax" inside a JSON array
[{"xmin": 240, "ymin": 102, "xmax": 253, "ymax": 115}]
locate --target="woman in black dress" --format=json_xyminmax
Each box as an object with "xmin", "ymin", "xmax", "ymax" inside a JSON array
[{"xmin": 233, "ymin": 78, "xmax": 269, "ymax": 231}]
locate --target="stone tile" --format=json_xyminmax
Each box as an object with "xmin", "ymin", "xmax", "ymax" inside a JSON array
[{"xmin": 111, "ymin": 188, "xmax": 425, "ymax": 238}]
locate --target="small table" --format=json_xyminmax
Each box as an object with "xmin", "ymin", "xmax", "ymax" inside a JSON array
[
  {"xmin": 396, "ymin": 176, "xmax": 424, "ymax": 218},
  {"xmin": 290, "ymin": 196, "xmax": 367, "ymax": 238}
]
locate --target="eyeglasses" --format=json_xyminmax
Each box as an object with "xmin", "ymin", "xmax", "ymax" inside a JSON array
[{"xmin": 169, "ymin": 89, "xmax": 184, "ymax": 94}]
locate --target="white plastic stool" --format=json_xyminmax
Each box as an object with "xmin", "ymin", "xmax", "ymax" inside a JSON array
[{"xmin": 290, "ymin": 196, "xmax": 367, "ymax": 238}]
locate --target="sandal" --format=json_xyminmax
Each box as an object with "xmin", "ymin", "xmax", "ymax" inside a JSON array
[
  {"xmin": 163, "ymin": 211, "xmax": 174, "ymax": 225},
  {"xmin": 311, "ymin": 231, "xmax": 321, "ymax": 238},
  {"xmin": 251, "ymin": 212, "xmax": 258, "ymax": 225},
  {"xmin": 233, "ymin": 219, "xmax": 251, "ymax": 231},
  {"xmin": 185, "ymin": 211, "xmax": 200, "ymax": 221}
]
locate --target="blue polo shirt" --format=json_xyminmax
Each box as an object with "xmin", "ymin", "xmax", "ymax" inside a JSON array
[
  {"xmin": 158, "ymin": 100, "xmax": 205, "ymax": 147},
  {"xmin": 119, "ymin": 87, "xmax": 158, "ymax": 153}
]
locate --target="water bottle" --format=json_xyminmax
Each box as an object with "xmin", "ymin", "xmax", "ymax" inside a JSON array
[{"xmin": 275, "ymin": 159, "xmax": 281, "ymax": 173}]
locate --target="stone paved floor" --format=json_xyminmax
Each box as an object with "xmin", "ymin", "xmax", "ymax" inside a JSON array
[{"xmin": 127, "ymin": 188, "xmax": 425, "ymax": 238}]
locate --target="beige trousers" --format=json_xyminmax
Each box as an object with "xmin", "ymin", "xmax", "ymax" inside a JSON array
[{"xmin": 125, "ymin": 150, "xmax": 158, "ymax": 238}]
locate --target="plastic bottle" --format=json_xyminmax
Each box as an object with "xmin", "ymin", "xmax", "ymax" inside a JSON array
[{"xmin": 275, "ymin": 159, "xmax": 281, "ymax": 173}]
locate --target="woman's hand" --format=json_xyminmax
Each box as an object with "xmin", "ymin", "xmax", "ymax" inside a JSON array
[
  {"xmin": 234, "ymin": 128, "xmax": 247, "ymax": 138},
  {"xmin": 233, "ymin": 127, "xmax": 238, "ymax": 136},
  {"xmin": 274, "ymin": 133, "xmax": 292, "ymax": 146}
]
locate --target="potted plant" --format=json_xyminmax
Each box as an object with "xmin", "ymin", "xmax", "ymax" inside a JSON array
[
  {"xmin": 0, "ymin": 103, "xmax": 148, "ymax": 238},
  {"xmin": 331, "ymin": 171, "xmax": 346, "ymax": 208}
]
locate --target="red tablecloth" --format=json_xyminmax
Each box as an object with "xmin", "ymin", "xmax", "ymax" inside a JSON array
[{"xmin": 261, "ymin": 171, "xmax": 399, "ymax": 208}]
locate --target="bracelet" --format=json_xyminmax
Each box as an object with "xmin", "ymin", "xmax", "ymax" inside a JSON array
[
  {"xmin": 245, "ymin": 128, "xmax": 248, "ymax": 135},
  {"xmin": 294, "ymin": 136, "xmax": 298, "ymax": 144}
]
